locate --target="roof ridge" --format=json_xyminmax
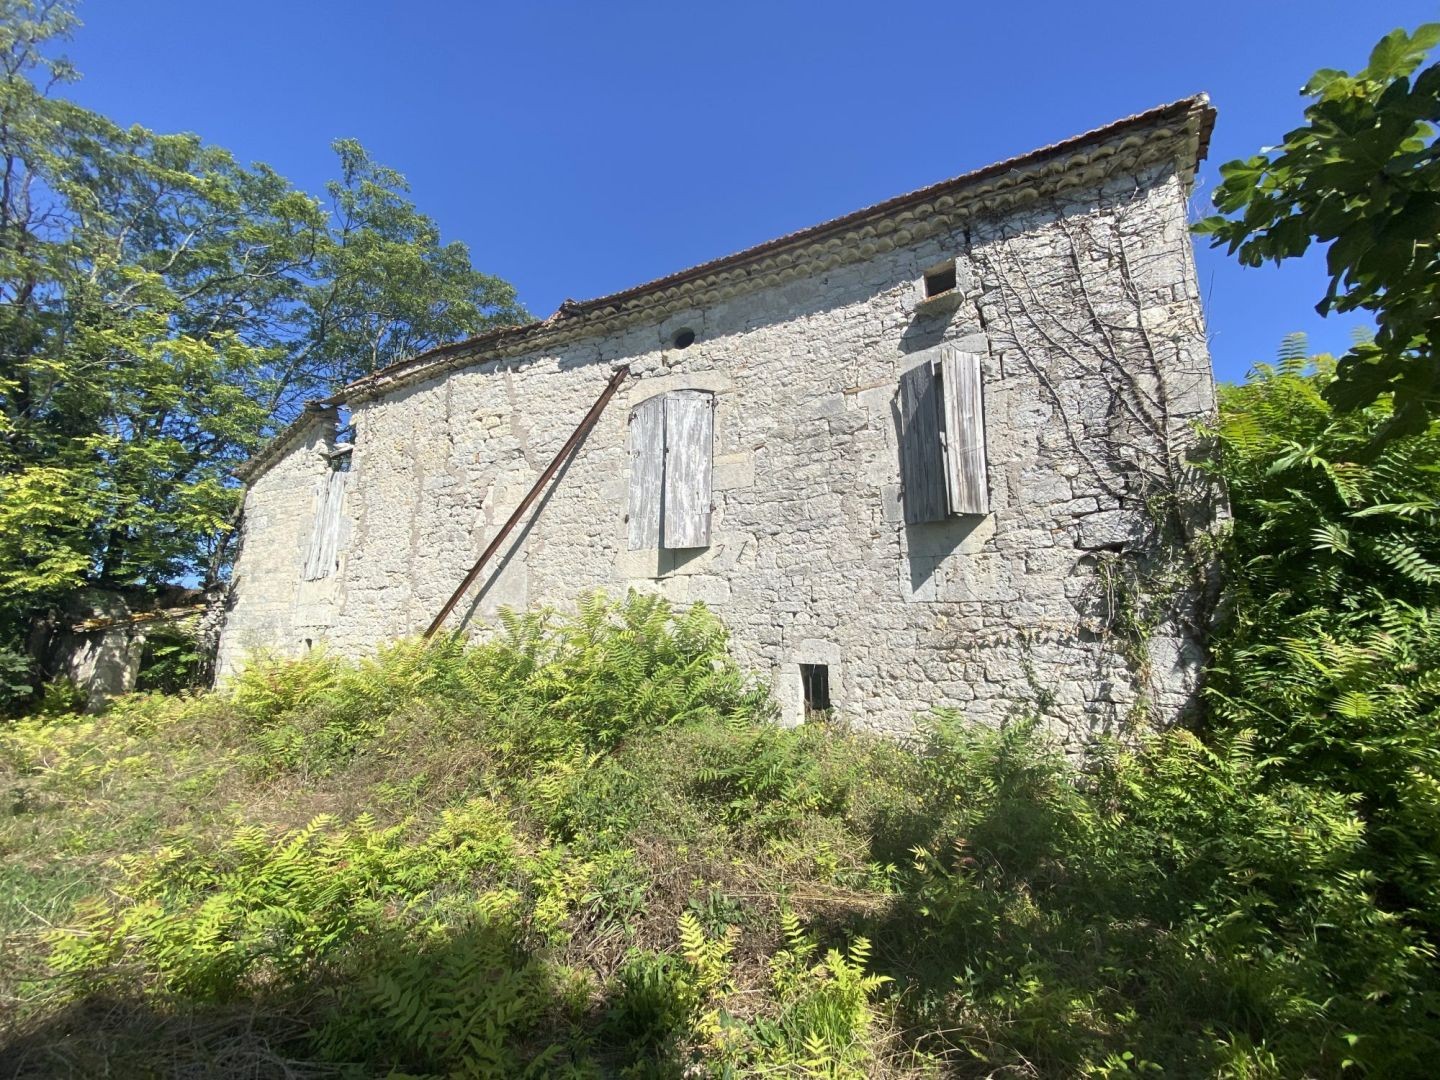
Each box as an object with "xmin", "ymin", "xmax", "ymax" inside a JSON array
[
  {"xmin": 330, "ymin": 94, "xmax": 1211, "ymax": 406},
  {"xmin": 556, "ymin": 94, "xmax": 1213, "ymax": 318}
]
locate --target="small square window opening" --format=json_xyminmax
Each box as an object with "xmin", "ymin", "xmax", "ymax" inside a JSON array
[
  {"xmin": 800, "ymin": 663, "xmax": 831, "ymax": 721},
  {"xmin": 923, "ymin": 262, "xmax": 957, "ymax": 299}
]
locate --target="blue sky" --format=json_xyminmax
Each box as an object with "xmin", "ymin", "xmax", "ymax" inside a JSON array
[{"xmin": 61, "ymin": 1, "xmax": 1437, "ymax": 385}]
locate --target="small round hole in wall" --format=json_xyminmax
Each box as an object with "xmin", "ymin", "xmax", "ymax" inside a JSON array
[{"xmin": 671, "ymin": 328, "xmax": 696, "ymax": 350}]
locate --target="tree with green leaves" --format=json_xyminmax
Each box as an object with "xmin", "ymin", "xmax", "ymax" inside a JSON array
[
  {"xmin": 1197, "ymin": 24, "xmax": 1440, "ymax": 438},
  {"xmin": 0, "ymin": 0, "xmax": 527, "ymax": 705}
]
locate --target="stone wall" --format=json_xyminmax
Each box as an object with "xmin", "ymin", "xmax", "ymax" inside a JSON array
[
  {"xmin": 218, "ymin": 159, "xmax": 1220, "ymax": 746},
  {"xmin": 49, "ymin": 591, "xmax": 143, "ymax": 711},
  {"xmin": 47, "ymin": 590, "xmax": 206, "ymax": 710},
  {"xmin": 216, "ymin": 412, "xmax": 350, "ymax": 674}
]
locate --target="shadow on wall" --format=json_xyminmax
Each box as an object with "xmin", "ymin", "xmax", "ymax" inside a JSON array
[
  {"xmin": 904, "ymin": 516, "xmax": 991, "ymax": 595},
  {"xmin": 899, "ymin": 302, "xmax": 958, "ymax": 355},
  {"xmin": 887, "ymin": 359, "xmax": 993, "ymax": 595},
  {"xmin": 50, "ymin": 626, "xmax": 142, "ymax": 711}
]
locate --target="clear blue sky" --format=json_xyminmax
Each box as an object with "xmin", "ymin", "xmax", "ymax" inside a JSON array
[{"xmin": 60, "ymin": 1, "xmax": 1438, "ymax": 385}]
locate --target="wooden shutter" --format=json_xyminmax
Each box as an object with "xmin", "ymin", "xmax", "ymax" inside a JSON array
[
  {"xmin": 662, "ymin": 389, "xmax": 714, "ymax": 548},
  {"xmin": 939, "ymin": 347, "xmax": 989, "ymax": 515},
  {"xmin": 898, "ymin": 360, "xmax": 947, "ymax": 524},
  {"xmin": 303, "ymin": 469, "xmax": 347, "ymax": 580},
  {"xmin": 627, "ymin": 394, "xmax": 665, "ymax": 549}
]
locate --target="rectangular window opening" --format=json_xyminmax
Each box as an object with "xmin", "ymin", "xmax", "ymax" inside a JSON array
[
  {"xmin": 923, "ymin": 262, "xmax": 957, "ymax": 298},
  {"xmin": 302, "ymin": 466, "xmax": 348, "ymax": 580},
  {"xmin": 800, "ymin": 663, "xmax": 831, "ymax": 721}
]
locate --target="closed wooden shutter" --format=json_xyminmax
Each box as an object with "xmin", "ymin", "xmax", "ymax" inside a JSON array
[
  {"xmin": 627, "ymin": 394, "xmax": 665, "ymax": 549},
  {"xmin": 662, "ymin": 389, "xmax": 714, "ymax": 548},
  {"xmin": 939, "ymin": 347, "xmax": 989, "ymax": 515},
  {"xmin": 898, "ymin": 360, "xmax": 947, "ymax": 524},
  {"xmin": 303, "ymin": 469, "xmax": 348, "ymax": 580}
]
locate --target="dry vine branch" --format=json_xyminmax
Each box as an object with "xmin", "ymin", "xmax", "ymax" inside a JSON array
[{"xmin": 965, "ymin": 182, "xmax": 1222, "ymax": 721}]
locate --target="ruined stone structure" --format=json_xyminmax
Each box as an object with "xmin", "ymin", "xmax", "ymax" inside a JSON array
[
  {"xmin": 47, "ymin": 589, "xmax": 208, "ymax": 710},
  {"xmin": 218, "ymin": 97, "xmax": 1223, "ymax": 742}
]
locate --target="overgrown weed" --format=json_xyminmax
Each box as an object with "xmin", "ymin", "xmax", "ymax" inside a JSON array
[{"xmin": 3, "ymin": 460, "xmax": 1439, "ymax": 1080}]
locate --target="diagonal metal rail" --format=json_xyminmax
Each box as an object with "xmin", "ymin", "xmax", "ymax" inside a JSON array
[{"xmin": 423, "ymin": 363, "xmax": 631, "ymax": 639}]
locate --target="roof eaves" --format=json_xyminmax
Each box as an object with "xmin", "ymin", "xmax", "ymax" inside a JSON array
[
  {"xmin": 233, "ymin": 401, "xmax": 336, "ymax": 483},
  {"xmin": 333, "ymin": 94, "xmax": 1212, "ymax": 407},
  {"xmin": 232, "ymin": 94, "xmax": 1212, "ymax": 481}
]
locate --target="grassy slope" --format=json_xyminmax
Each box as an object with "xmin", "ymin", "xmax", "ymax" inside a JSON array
[
  {"xmin": 1, "ymin": 593, "xmax": 1436, "ymax": 1078},
  {"xmin": 0, "ymin": 600, "xmax": 920, "ymax": 1078}
]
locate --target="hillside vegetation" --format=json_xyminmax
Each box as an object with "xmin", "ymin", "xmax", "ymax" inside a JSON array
[{"xmin": 2, "ymin": 358, "xmax": 1439, "ymax": 1078}]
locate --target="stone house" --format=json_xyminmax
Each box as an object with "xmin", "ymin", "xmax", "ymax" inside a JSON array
[{"xmin": 217, "ymin": 96, "xmax": 1223, "ymax": 742}]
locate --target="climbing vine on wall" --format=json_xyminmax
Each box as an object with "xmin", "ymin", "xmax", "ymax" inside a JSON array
[{"xmin": 962, "ymin": 178, "xmax": 1224, "ymax": 721}]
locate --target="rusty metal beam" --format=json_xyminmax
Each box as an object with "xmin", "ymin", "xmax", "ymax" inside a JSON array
[{"xmin": 423, "ymin": 364, "xmax": 631, "ymax": 639}]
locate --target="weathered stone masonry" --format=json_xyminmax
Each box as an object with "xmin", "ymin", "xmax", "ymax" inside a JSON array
[{"xmin": 218, "ymin": 97, "xmax": 1223, "ymax": 744}]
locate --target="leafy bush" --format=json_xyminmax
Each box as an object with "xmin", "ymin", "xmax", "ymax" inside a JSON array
[
  {"xmin": 134, "ymin": 625, "xmax": 206, "ymax": 695},
  {"xmin": 0, "ymin": 643, "xmax": 35, "ymax": 714},
  {"xmin": 898, "ymin": 720, "xmax": 1437, "ymax": 1075},
  {"xmin": 692, "ymin": 717, "xmax": 845, "ymax": 834},
  {"xmin": 1205, "ymin": 352, "xmax": 1440, "ymax": 931},
  {"xmin": 224, "ymin": 592, "xmax": 769, "ymax": 781},
  {"xmin": 461, "ymin": 592, "xmax": 773, "ymax": 765},
  {"xmin": 606, "ymin": 949, "xmax": 698, "ymax": 1058},
  {"xmin": 674, "ymin": 909, "xmax": 893, "ymax": 1077},
  {"xmin": 229, "ymin": 635, "xmax": 466, "ymax": 772},
  {"xmin": 315, "ymin": 913, "xmax": 566, "ymax": 1077},
  {"xmin": 750, "ymin": 912, "xmax": 892, "ymax": 1077},
  {"xmin": 49, "ymin": 798, "xmax": 520, "ymax": 999}
]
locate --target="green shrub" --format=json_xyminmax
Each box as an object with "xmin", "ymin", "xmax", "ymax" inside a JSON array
[
  {"xmin": 460, "ymin": 592, "xmax": 773, "ymax": 766},
  {"xmin": 225, "ymin": 593, "xmax": 770, "ymax": 781},
  {"xmin": 0, "ymin": 641, "xmax": 35, "ymax": 714},
  {"xmin": 691, "ymin": 717, "xmax": 846, "ymax": 835},
  {"xmin": 315, "ymin": 913, "xmax": 573, "ymax": 1077},
  {"xmin": 229, "ymin": 635, "xmax": 471, "ymax": 774},
  {"xmin": 135, "ymin": 625, "xmax": 205, "ymax": 695},
  {"xmin": 895, "ymin": 720, "xmax": 1439, "ymax": 1075},
  {"xmin": 606, "ymin": 950, "xmax": 698, "ymax": 1062},
  {"xmin": 48, "ymin": 798, "xmax": 520, "ymax": 999},
  {"xmin": 748, "ymin": 912, "xmax": 892, "ymax": 1078},
  {"xmin": 676, "ymin": 909, "xmax": 893, "ymax": 1078},
  {"xmin": 1205, "ymin": 356, "xmax": 1440, "ymax": 943}
]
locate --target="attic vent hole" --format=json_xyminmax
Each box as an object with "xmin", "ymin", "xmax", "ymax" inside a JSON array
[
  {"xmin": 800, "ymin": 663, "xmax": 831, "ymax": 720},
  {"xmin": 924, "ymin": 262, "xmax": 957, "ymax": 298},
  {"xmin": 671, "ymin": 328, "xmax": 696, "ymax": 350}
]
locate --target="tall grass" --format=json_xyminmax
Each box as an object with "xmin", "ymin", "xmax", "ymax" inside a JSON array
[{"xmin": 3, "ymin": 358, "xmax": 1440, "ymax": 1076}]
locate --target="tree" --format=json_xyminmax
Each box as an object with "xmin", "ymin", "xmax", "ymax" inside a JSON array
[
  {"xmin": 1196, "ymin": 25, "xmax": 1440, "ymax": 438},
  {"xmin": 301, "ymin": 139, "xmax": 524, "ymax": 394},
  {"xmin": 0, "ymin": 0, "xmax": 528, "ymax": 701}
]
